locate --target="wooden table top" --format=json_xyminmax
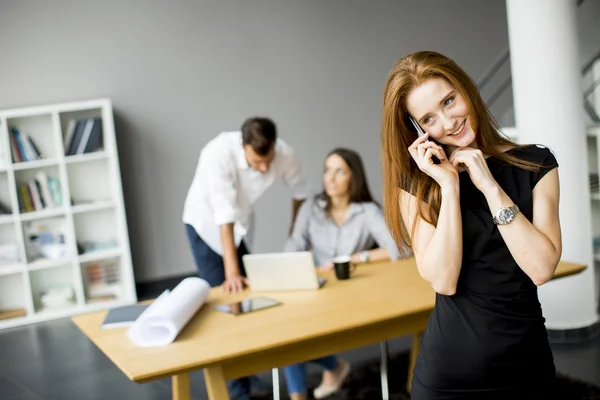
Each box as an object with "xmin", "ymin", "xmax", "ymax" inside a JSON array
[{"xmin": 72, "ymin": 258, "xmax": 585, "ymax": 382}]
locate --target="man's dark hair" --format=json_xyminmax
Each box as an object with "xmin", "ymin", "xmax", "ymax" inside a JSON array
[{"xmin": 241, "ymin": 117, "xmax": 277, "ymax": 156}]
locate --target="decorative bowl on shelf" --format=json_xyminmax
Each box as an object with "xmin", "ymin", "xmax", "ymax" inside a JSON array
[
  {"xmin": 38, "ymin": 243, "xmax": 69, "ymax": 260},
  {"xmin": 40, "ymin": 285, "xmax": 75, "ymax": 310}
]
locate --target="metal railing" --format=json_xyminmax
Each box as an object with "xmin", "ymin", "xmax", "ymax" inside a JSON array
[
  {"xmin": 477, "ymin": 0, "xmax": 599, "ymax": 123},
  {"xmin": 477, "ymin": 48, "xmax": 600, "ymax": 123}
]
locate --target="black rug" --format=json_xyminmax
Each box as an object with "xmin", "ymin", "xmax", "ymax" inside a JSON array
[{"xmin": 258, "ymin": 352, "xmax": 600, "ymax": 400}]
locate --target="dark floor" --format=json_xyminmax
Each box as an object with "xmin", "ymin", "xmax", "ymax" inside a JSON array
[{"xmin": 1, "ymin": 315, "xmax": 600, "ymax": 400}]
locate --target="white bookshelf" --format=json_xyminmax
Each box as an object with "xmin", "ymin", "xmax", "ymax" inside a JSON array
[{"xmin": 0, "ymin": 98, "xmax": 136, "ymax": 329}]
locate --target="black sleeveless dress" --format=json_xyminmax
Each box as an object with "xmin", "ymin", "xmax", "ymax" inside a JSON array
[{"xmin": 411, "ymin": 145, "xmax": 559, "ymax": 400}]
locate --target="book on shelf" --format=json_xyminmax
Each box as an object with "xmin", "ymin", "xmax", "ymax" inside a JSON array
[
  {"xmin": 28, "ymin": 181, "xmax": 43, "ymax": 210},
  {"xmin": 84, "ymin": 260, "xmax": 121, "ymax": 302},
  {"xmin": 10, "ymin": 127, "xmax": 43, "ymax": 162},
  {"xmin": 64, "ymin": 118, "xmax": 103, "ymax": 156},
  {"xmin": 0, "ymin": 308, "xmax": 27, "ymax": 321},
  {"xmin": 18, "ymin": 173, "xmax": 62, "ymax": 213}
]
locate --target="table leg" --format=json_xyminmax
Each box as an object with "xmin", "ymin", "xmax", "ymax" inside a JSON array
[
  {"xmin": 407, "ymin": 332, "xmax": 422, "ymax": 392},
  {"xmin": 172, "ymin": 373, "xmax": 191, "ymax": 400},
  {"xmin": 204, "ymin": 365, "xmax": 229, "ymax": 400}
]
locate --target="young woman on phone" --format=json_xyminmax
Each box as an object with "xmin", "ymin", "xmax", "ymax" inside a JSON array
[{"xmin": 380, "ymin": 51, "xmax": 561, "ymax": 399}]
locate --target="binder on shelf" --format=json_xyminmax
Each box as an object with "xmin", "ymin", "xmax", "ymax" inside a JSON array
[
  {"xmin": 10, "ymin": 128, "xmax": 42, "ymax": 162},
  {"xmin": 18, "ymin": 174, "xmax": 62, "ymax": 213},
  {"xmin": 65, "ymin": 118, "xmax": 103, "ymax": 156}
]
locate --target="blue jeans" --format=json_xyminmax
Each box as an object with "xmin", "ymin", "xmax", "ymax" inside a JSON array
[
  {"xmin": 185, "ymin": 224, "xmax": 255, "ymax": 399},
  {"xmin": 185, "ymin": 224, "xmax": 248, "ymax": 287},
  {"xmin": 283, "ymin": 355, "xmax": 338, "ymax": 395}
]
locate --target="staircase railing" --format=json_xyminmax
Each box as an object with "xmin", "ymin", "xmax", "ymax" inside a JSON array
[{"xmin": 477, "ymin": 0, "xmax": 599, "ymax": 123}]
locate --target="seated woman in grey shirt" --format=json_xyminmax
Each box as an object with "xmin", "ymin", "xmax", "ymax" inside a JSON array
[{"xmin": 283, "ymin": 148, "xmax": 403, "ymax": 400}]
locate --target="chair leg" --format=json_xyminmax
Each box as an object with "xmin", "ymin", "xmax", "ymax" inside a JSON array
[
  {"xmin": 380, "ymin": 341, "xmax": 390, "ymax": 400},
  {"xmin": 272, "ymin": 367, "xmax": 281, "ymax": 400}
]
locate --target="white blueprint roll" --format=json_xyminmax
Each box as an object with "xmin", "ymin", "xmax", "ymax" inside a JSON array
[{"xmin": 127, "ymin": 277, "xmax": 210, "ymax": 347}]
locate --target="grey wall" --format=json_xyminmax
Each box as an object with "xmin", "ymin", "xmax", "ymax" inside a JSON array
[{"xmin": 0, "ymin": 0, "xmax": 511, "ymax": 281}]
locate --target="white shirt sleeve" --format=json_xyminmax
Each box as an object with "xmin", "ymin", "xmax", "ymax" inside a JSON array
[
  {"xmin": 280, "ymin": 151, "xmax": 309, "ymax": 200},
  {"xmin": 204, "ymin": 148, "xmax": 239, "ymax": 226}
]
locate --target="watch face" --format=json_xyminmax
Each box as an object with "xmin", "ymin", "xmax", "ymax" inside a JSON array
[{"xmin": 498, "ymin": 208, "xmax": 515, "ymax": 223}]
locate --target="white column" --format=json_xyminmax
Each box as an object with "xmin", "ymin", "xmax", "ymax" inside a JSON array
[
  {"xmin": 594, "ymin": 62, "xmax": 600, "ymax": 116},
  {"xmin": 507, "ymin": 0, "xmax": 598, "ymax": 329}
]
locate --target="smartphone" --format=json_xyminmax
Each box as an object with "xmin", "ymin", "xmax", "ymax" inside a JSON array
[
  {"xmin": 409, "ymin": 116, "xmax": 441, "ymax": 163},
  {"xmin": 409, "ymin": 117, "xmax": 428, "ymax": 140},
  {"xmin": 213, "ymin": 296, "xmax": 282, "ymax": 316}
]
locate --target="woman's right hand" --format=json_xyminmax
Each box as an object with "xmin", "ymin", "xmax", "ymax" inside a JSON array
[
  {"xmin": 408, "ymin": 133, "xmax": 459, "ymax": 188},
  {"xmin": 319, "ymin": 261, "xmax": 334, "ymax": 271}
]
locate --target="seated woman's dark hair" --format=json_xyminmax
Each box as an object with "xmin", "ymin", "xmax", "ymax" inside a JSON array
[{"xmin": 317, "ymin": 148, "xmax": 377, "ymax": 211}]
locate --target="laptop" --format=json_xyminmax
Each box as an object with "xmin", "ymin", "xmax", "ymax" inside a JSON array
[{"xmin": 242, "ymin": 251, "xmax": 327, "ymax": 291}]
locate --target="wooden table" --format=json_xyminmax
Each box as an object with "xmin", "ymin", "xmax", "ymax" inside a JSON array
[{"xmin": 72, "ymin": 258, "xmax": 585, "ymax": 400}]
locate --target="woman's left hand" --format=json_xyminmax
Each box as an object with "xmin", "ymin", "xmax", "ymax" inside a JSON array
[{"xmin": 449, "ymin": 148, "xmax": 499, "ymax": 195}]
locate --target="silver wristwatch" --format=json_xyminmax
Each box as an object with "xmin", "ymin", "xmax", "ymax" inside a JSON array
[
  {"xmin": 492, "ymin": 204, "xmax": 520, "ymax": 225},
  {"xmin": 359, "ymin": 251, "xmax": 370, "ymax": 263}
]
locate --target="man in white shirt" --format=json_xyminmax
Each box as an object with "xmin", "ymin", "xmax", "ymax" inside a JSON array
[
  {"xmin": 183, "ymin": 117, "xmax": 307, "ymax": 399},
  {"xmin": 183, "ymin": 117, "xmax": 308, "ymax": 290}
]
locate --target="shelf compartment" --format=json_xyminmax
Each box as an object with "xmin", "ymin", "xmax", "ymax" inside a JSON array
[
  {"xmin": 59, "ymin": 109, "xmax": 105, "ymax": 157},
  {"xmin": 7, "ymin": 114, "xmax": 57, "ymax": 164},
  {"xmin": 73, "ymin": 208, "xmax": 119, "ymax": 256},
  {"xmin": 67, "ymin": 158, "xmax": 113, "ymax": 206},
  {"xmin": 29, "ymin": 265, "xmax": 77, "ymax": 313},
  {"xmin": 0, "ymin": 272, "xmax": 28, "ymax": 320},
  {"xmin": 21, "ymin": 216, "xmax": 73, "ymax": 265},
  {"xmin": 81, "ymin": 257, "xmax": 123, "ymax": 304},
  {"xmin": 14, "ymin": 165, "xmax": 64, "ymax": 214}
]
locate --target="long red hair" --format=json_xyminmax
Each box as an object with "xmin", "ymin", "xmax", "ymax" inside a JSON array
[{"xmin": 381, "ymin": 51, "xmax": 536, "ymax": 253}]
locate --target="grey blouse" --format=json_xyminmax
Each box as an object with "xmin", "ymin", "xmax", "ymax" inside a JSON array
[{"xmin": 284, "ymin": 197, "xmax": 402, "ymax": 266}]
